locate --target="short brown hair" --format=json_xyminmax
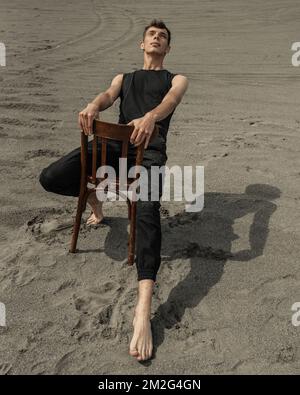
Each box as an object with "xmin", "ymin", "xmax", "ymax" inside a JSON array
[{"xmin": 143, "ymin": 19, "xmax": 171, "ymax": 46}]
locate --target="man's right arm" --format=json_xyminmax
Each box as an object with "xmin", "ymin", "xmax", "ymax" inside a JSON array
[
  {"xmin": 91, "ymin": 73, "xmax": 123, "ymax": 111},
  {"xmin": 78, "ymin": 74, "xmax": 123, "ymax": 135}
]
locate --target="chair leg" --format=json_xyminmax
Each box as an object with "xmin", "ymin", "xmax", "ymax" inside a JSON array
[
  {"xmin": 127, "ymin": 199, "xmax": 131, "ymax": 220},
  {"xmin": 128, "ymin": 201, "xmax": 136, "ymax": 265},
  {"xmin": 69, "ymin": 188, "xmax": 88, "ymax": 253}
]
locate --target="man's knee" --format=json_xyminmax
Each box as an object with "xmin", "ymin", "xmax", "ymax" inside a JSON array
[
  {"xmin": 39, "ymin": 165, "xmax": 61, "ymax": 194},
  {"xmin": 39, "ymin": 167, "xmax": 53, "ymax": 192}
]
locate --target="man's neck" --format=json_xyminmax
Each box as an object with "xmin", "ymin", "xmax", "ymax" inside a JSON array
[
  {"xmin": 142, "ymin": 52, "xmax": 166, "ymax": 70},
  {"xmin": 142, "ymin": 65, "xmax": 165, "ymax": 71},
  {"xmin": 142, "ymin": 62, "xmax": 165, "ymax": 71}
]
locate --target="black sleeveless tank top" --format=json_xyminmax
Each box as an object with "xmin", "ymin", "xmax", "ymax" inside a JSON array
[{"xmin": 118, "ymin": 69, "xmax": 177, "ymax": 144}]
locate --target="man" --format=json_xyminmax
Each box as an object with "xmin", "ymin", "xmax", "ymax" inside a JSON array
[{"xmin": 39, "ymin": 19, "xmax": 188, "ymax": 362}]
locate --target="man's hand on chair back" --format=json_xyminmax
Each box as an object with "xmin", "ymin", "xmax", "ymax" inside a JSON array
[{"xmin": 78, "ymin": 103, "xmax": 99, "ymax": 136}]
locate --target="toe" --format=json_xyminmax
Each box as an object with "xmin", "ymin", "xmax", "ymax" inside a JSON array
[
  {"xmin": 129, "ymin": 349, "xmax": 139, "ymax": 357},
  {"xmin": 87, "ymin": 215, "xmax": 103, "ymax": 225},
  {"xmin": 86, "ymin": 214, "xmax": 94, "ymax": 223},
  {"xmin": 139, "ymin": 348, "xmax": 146, "ymax": 361},
  {"xmin": 86, "ymin": 214, "xmax": 102, "ymax": 225}
]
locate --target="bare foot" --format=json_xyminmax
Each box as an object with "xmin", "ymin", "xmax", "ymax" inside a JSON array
[
  {"xmin": 86, "ymin": 191, "xmax": 104, "ymax": 225},
  {"xmin": 129, "ymin": 309, "xmax": 153, "ymax": 361},
  {"xmin": 86, "ymin": 212, "xmax": 103, "ymax": 225}
]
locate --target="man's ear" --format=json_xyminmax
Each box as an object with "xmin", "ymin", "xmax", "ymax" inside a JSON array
[{"xmin": 140, "ymin": 41, "xmax": 144, "ymax": 51}]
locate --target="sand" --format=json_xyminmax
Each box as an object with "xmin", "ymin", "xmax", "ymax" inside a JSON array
[{"xmin": 0, "ymin": 0, "xmax": 300, "ymax": 374}]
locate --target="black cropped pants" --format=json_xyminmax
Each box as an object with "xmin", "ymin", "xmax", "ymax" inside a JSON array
[{"xmin": 39, "ymin": 137, "xmax": 167, "ymax": 283}]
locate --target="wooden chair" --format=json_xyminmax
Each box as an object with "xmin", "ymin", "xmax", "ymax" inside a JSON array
[{"xmin": 69, "ymin": 119, "xmax": 160, "ymax": 265}]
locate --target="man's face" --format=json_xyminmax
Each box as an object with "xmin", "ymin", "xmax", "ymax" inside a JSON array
[{"xmin": 141, "ymin": 26, "xmax": 170, "ymax": 56}]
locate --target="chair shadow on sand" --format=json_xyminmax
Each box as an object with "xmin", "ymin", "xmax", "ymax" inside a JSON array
[{"xmin": 88, "ymin": 183, "xmax": 281, "ymax": 363}]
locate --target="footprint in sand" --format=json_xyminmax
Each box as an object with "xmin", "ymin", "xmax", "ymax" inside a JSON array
[
  {"xmin": 53, "ymin": 350, "xmax": 76, "ymax": 374},
  {"xmin": 25, "ymin": 148, "xmax": 61, "ymax": 160},
  {"xmin": 0, "ymin": 363, "xmax": 12, "ymax": 375},
  {"xmin": 54, "ymin": 279, "xmax": 78, "ymax": 293},
  {"xmin": 71, "ymin": 284, "xmax": 121, "ymax": 341}
]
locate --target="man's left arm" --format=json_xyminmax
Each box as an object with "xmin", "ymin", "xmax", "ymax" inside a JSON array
[{"xmin": 127, "ymin": 75, "xmax": 189, "ymax": 148}]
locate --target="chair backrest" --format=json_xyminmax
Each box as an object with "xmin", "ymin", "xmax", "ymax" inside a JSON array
[{"xmin": 82, "ymin": 119, "xmax": 160, "ymax": 185}]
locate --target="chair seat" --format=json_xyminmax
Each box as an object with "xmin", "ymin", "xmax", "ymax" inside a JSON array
[
  {"xmin": 87, "ymin": 176, "xmax": 139, "ymax": 202},
  {"xmin": 87, "ymin": 175, "xmax": 137, "ymax": 187},
  {"xmin": 98, "ymin": 189, "xmax": 136, "ymax": 202}
]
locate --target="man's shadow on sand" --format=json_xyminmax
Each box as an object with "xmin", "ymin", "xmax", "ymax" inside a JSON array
[{"xmin": 93, "ymin": 183, "xmax": 281, "ymax": 363}]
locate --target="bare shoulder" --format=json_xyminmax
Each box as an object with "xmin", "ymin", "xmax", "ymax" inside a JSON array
[
  {"xmin": 172, "ymin": 74, "xmax": 189, "ymax": 86},
  {"xmin": 111, "ymin": 73, "xmax": 124, "ymax": 85},
  {"xmin": 166, "ymin": 74, "xmax": 188, "ymax": 105},
  {"xmin": 105, "ymin": 74, "xmax": 124, "ymax": 103}
]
